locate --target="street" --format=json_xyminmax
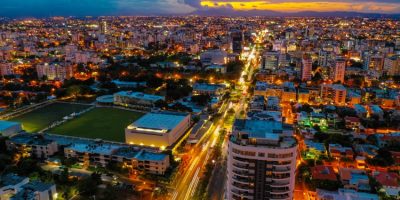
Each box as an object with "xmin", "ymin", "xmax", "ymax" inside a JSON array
[{"xmin": 170, "ymin": 31, "xmax": 265, "ymax": 200}]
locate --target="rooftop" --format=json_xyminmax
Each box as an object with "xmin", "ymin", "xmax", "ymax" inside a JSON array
[
  {"xmin": 0, "ymin": 120, "xmax": 20, "ymax": 131},
  {"xmin": 0, "ymin": 173, "xmax": 27, "ymax": 188},
  {"xmin": 114, "ymin": 91, "xmax": 164, "ymax": 102},
  {"xmin": 193, "ymin": 83, "xmax": 226, "ymax": 92},
  {"xmin": 231, "ymin": 119, "xmax": 296, "ymax": 149},
  {"xmin": 312, "ymin": 165, "xmax": 337, "ymax": 181},
  {"xmin": 127, "ymin": 112, "xmax": 189, "ymax": 133}
]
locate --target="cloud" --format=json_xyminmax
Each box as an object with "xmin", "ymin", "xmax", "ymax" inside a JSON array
[
  {"xmin": 0, "ymin": 0, "xmax": 399, "ymax": 17},
  {"xmin": 196, "ymin": 0, "xmax": 400, "ymax": 14}
]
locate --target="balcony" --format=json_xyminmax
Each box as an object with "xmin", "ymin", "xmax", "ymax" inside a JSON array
[
  {"xmin": 232, "ymin": 169, "xmax": 254, "ymax": 176},
  {"xmin": 233, "ymin": 175, "xmax": 254, "ymax": 184},
  {"xmin": 273, "ymin": 166, "xmax": 291, "ymax": 173},
  {"xmin": 232, "ymin": 181, "xmax": 254, "ymax": 191},
  {"xmin": 232, "ymin": 162, "xmax": 255, "ymax": 170},
  {"xmin": 231, "ymin": 189, "xmax": 254, "ymax": 198}
]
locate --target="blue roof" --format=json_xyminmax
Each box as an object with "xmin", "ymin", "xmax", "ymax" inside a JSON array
[
  {"xmin": 0, "ymin": 120, "xmax": 20, "ymax": 131},
  {"xmin": 0, "ymin": 174, "xmax": 27, "ymax": 187},
  {"xmin": 129, "ymin": 112, "xmax": 189, "ymax": 133},
  {"xmin": 135, "ymin": 151, "xmax": 168, "ymax": 161}
]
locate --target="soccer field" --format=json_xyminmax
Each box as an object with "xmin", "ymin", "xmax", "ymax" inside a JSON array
[
  {"xmin": 48, "ymin": 107, "xmax": 144, "ymax": 142},
  {"xmin": 11, "ymin": 102, "xmax": 91, "ymax": 133}
]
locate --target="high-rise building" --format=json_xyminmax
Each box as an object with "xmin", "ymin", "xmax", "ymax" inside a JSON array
[
  {"xmin": 318, "ymin": 50, "xmax": 331, "ymax": 67},
  {"xmin": 231, "ymin": 30, "xmax": 244, "ymax": 54},
  {"xmin": 227, "ymin": 119, "xmax": 297, "ymax": 200},
  {"xmin": 262, "ymin": 51, "xmax": 279, "ymax": 70},
  {"xmin": 333, "ymin": 57, "xmax": 346, "ymax": 83},
  {"xmin": 384, "ymin": 55, "xmax": 400, "ymax": 76},
  {"xmin": 301, "ymin": 55, "xmax": 312, "ymax": 81},
  {"xmin": 320, "ymin": 84, "xmax": 347, "ymax": 106},
  {"xmin": 99, "ymin": 20, "xmax": 108, "ymax": 34},
  {"xmin": 36, "ymin": 63, "xmax": 73, "ymax": 81}
]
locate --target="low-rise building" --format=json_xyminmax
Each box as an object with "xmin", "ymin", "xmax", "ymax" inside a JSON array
[
  {"xmin": 311, "ymin": 165, "xmax": 337, "ymax": 182},
  {"xmin": 192, "ymin": 83, "xmax": 226, "ymax": 96},
  {"xmin": 0, "ymin": 121, "xmax": 22, "ymax": 137},
  {"xmin": 305, "ymin": 140, "xmax": 327, "ymax": 159},
  {"xmin": 315, "ymin": 188, "xmax": 378, "ymax": 200},
  {"xmin": 344, "ymin": 116, "xmax": 361, "ymax": 131},
  {"xmin": 0, "ymin": 174, "xmax": 56, "ymax": 200},
  {"xmin": 320, "ymin": 84, "xmax": 347, "ymax": 106},
  {"xmin": 354, "ymin": 104, "xmax": 368, "ymax": 118},
  {"xmin": 329, "ymin": 144, "xmax": 354, "ymax": 161},
  {"xmin": 113, "ymin": 91, "xmax": 164, "ymax": 110},
  {"xmin": 339, "ymin": 168, "xmax": 370, "ymax": 192},
  {"xmin": 368, "ymin": 105, "xmax": 384, "ymax": 120},
  {"xmin": 7, "ymin": 134, "xmax": 170, "ymax": 175},
  {"xmin": 373, "ymin": 171, "xmax": 400, "ymax": 198},
  {"xmin": 6, "ymin": 134, "xmax": 58, "ymax": 158},
  {"xmin": 125, "ymin": 112, "xmax": 191, "ymax": 148}
]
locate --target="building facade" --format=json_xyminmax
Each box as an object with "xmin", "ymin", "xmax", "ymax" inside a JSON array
[{"xmin": 226, "ymin": 119, "xmax": 297, "ymax": 200}]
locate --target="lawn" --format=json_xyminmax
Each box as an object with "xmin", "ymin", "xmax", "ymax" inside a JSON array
[
  {"xmin": 11, "ymin": 103, "xmax": 91, "ymax": 132},
  {"xmin": 48, "ymin": 107, "xmax": 144, "ymax": 142}
]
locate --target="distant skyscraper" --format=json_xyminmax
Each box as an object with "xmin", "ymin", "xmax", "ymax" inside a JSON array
[
  {"xmin": 100, "ymin": 20, "xmax": 108, "ymax": 34},
  {"xmin": 226, "ymin": 119, "xmax": 297, "ymax": 200},
  {"xmin": 333, "ymin": 57, "xmax": 346, "ymax": 83},
  {"xmin": 301, "ymin": 55, "xmax": 312, "ymax": 81},
  {"xmin": 231, "ymin": 30, "xmax": 243, "ymax": 54}
]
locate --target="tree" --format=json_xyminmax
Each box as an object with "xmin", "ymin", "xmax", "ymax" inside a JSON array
[
  {"xmin": 77, "ymin": 172, "xmax": 102, "ymax": 196},
  {"xmin": 66, "ymin": 85, "xmax": 82, "ymax": 98},
  {"xmin": 154, "ymin": 100, "xmax": 169, "ymax": 109},
  {"xmin": 367, "ymin": 149, "xmax": 394, "ymax": 167},
  {"xmin": 191, "ymin": 94, "xmax": 211, "ymax": 106}
]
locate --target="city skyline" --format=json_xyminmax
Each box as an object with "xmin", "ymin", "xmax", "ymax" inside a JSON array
[{"xmin": 1, "ymin": 0, "xmax": 400, "ymax": 17}]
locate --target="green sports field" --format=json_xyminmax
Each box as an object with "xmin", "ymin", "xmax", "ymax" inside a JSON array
[
  {"xmin": 11, "ymin": 103, "xmax": 91, "ymax": 132},
  {"xmin": 48, "ymin": 107, "xmax": 144, "ymax": 142}
]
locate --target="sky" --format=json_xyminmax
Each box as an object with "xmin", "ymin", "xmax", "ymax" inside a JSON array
[{"xmin": 1, "ymin": 0, "xmax": 400, "ymax": 17}]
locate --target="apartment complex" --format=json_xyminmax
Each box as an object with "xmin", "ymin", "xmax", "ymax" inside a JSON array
[
  {"xmin": 320, "ymin": 84, "xmax": 347, "ymax": 105},
  {"xmin": 6, "ymin": 133, "xmax": 170, "ymax": 175},
  {"xmin": 226, "ymin": 119, "xmax": 297, "ymax": 200}
]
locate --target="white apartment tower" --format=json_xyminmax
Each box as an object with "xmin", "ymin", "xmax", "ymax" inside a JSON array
[{"xmin": 227, "ymin": 119, "xmax": 297, "ymax": 200}]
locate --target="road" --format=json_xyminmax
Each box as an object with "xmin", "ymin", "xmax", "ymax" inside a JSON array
[
  {"xmin": 170, "ymin": 31, "xmax": 265, "ymax": 200},
  {"xmin": 171, "ymin": 100, "xmax": 231, "ymax": 200}
]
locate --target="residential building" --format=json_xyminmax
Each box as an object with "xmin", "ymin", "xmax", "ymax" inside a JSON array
[
  {"xmin": 192, "ymin": 83, "xmax": 226, "ymax": 96},
  {"xmin": 6, "ymin": 134, "xmax": 59, "ymax": 158},
  {"xmin": 7, "ymin": 134, "xmax": 170, "ymax": 175},
  {"xmin": 315, "ymin": 188, "xmax": 378, "ymax": 200},
  {"xmin": 0, "ymin": 174, "xmax": 56, "ymax": 200},
  {"xmin": 373, "ymin": 171, "xmax": 400, "ymax": 198},
  {"xmin": 311, "ymin": 165, "xmax": 337, "ymax": 182},
  {"xmin": 320, "ymin": 84, "xmax": 347, "ymax": 105},
  {"xmin": 227, "ymin": 119, "xmax": 297, "ymax": 200},
  {"xmin": 329, "ymin": 144, "xmax": 354, "ymax": 160},
  {"xmin": 262, "ymin": 51, "xmax": 279, "ymax": 70},
  {"xmin": 384, "ymin": 55, "xmax": 400, "ymax": 76},
  {"xmin": 339, "ymin": 168, "xmax": 370, "ymax": 192},
  {"xmin": 333, "ymin": 57, "xmax": 346, "ymax": 83},
  {"xmin": 0, "ymin": 121, "xmax": 22, "ymax": 137},
  {"xmin": 301, "ymin": 55, "xmax": 312, "ymax": 81},
  {"xmin": 36, "ymin": 63, "xmax": 73, "ymax": 81}
]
